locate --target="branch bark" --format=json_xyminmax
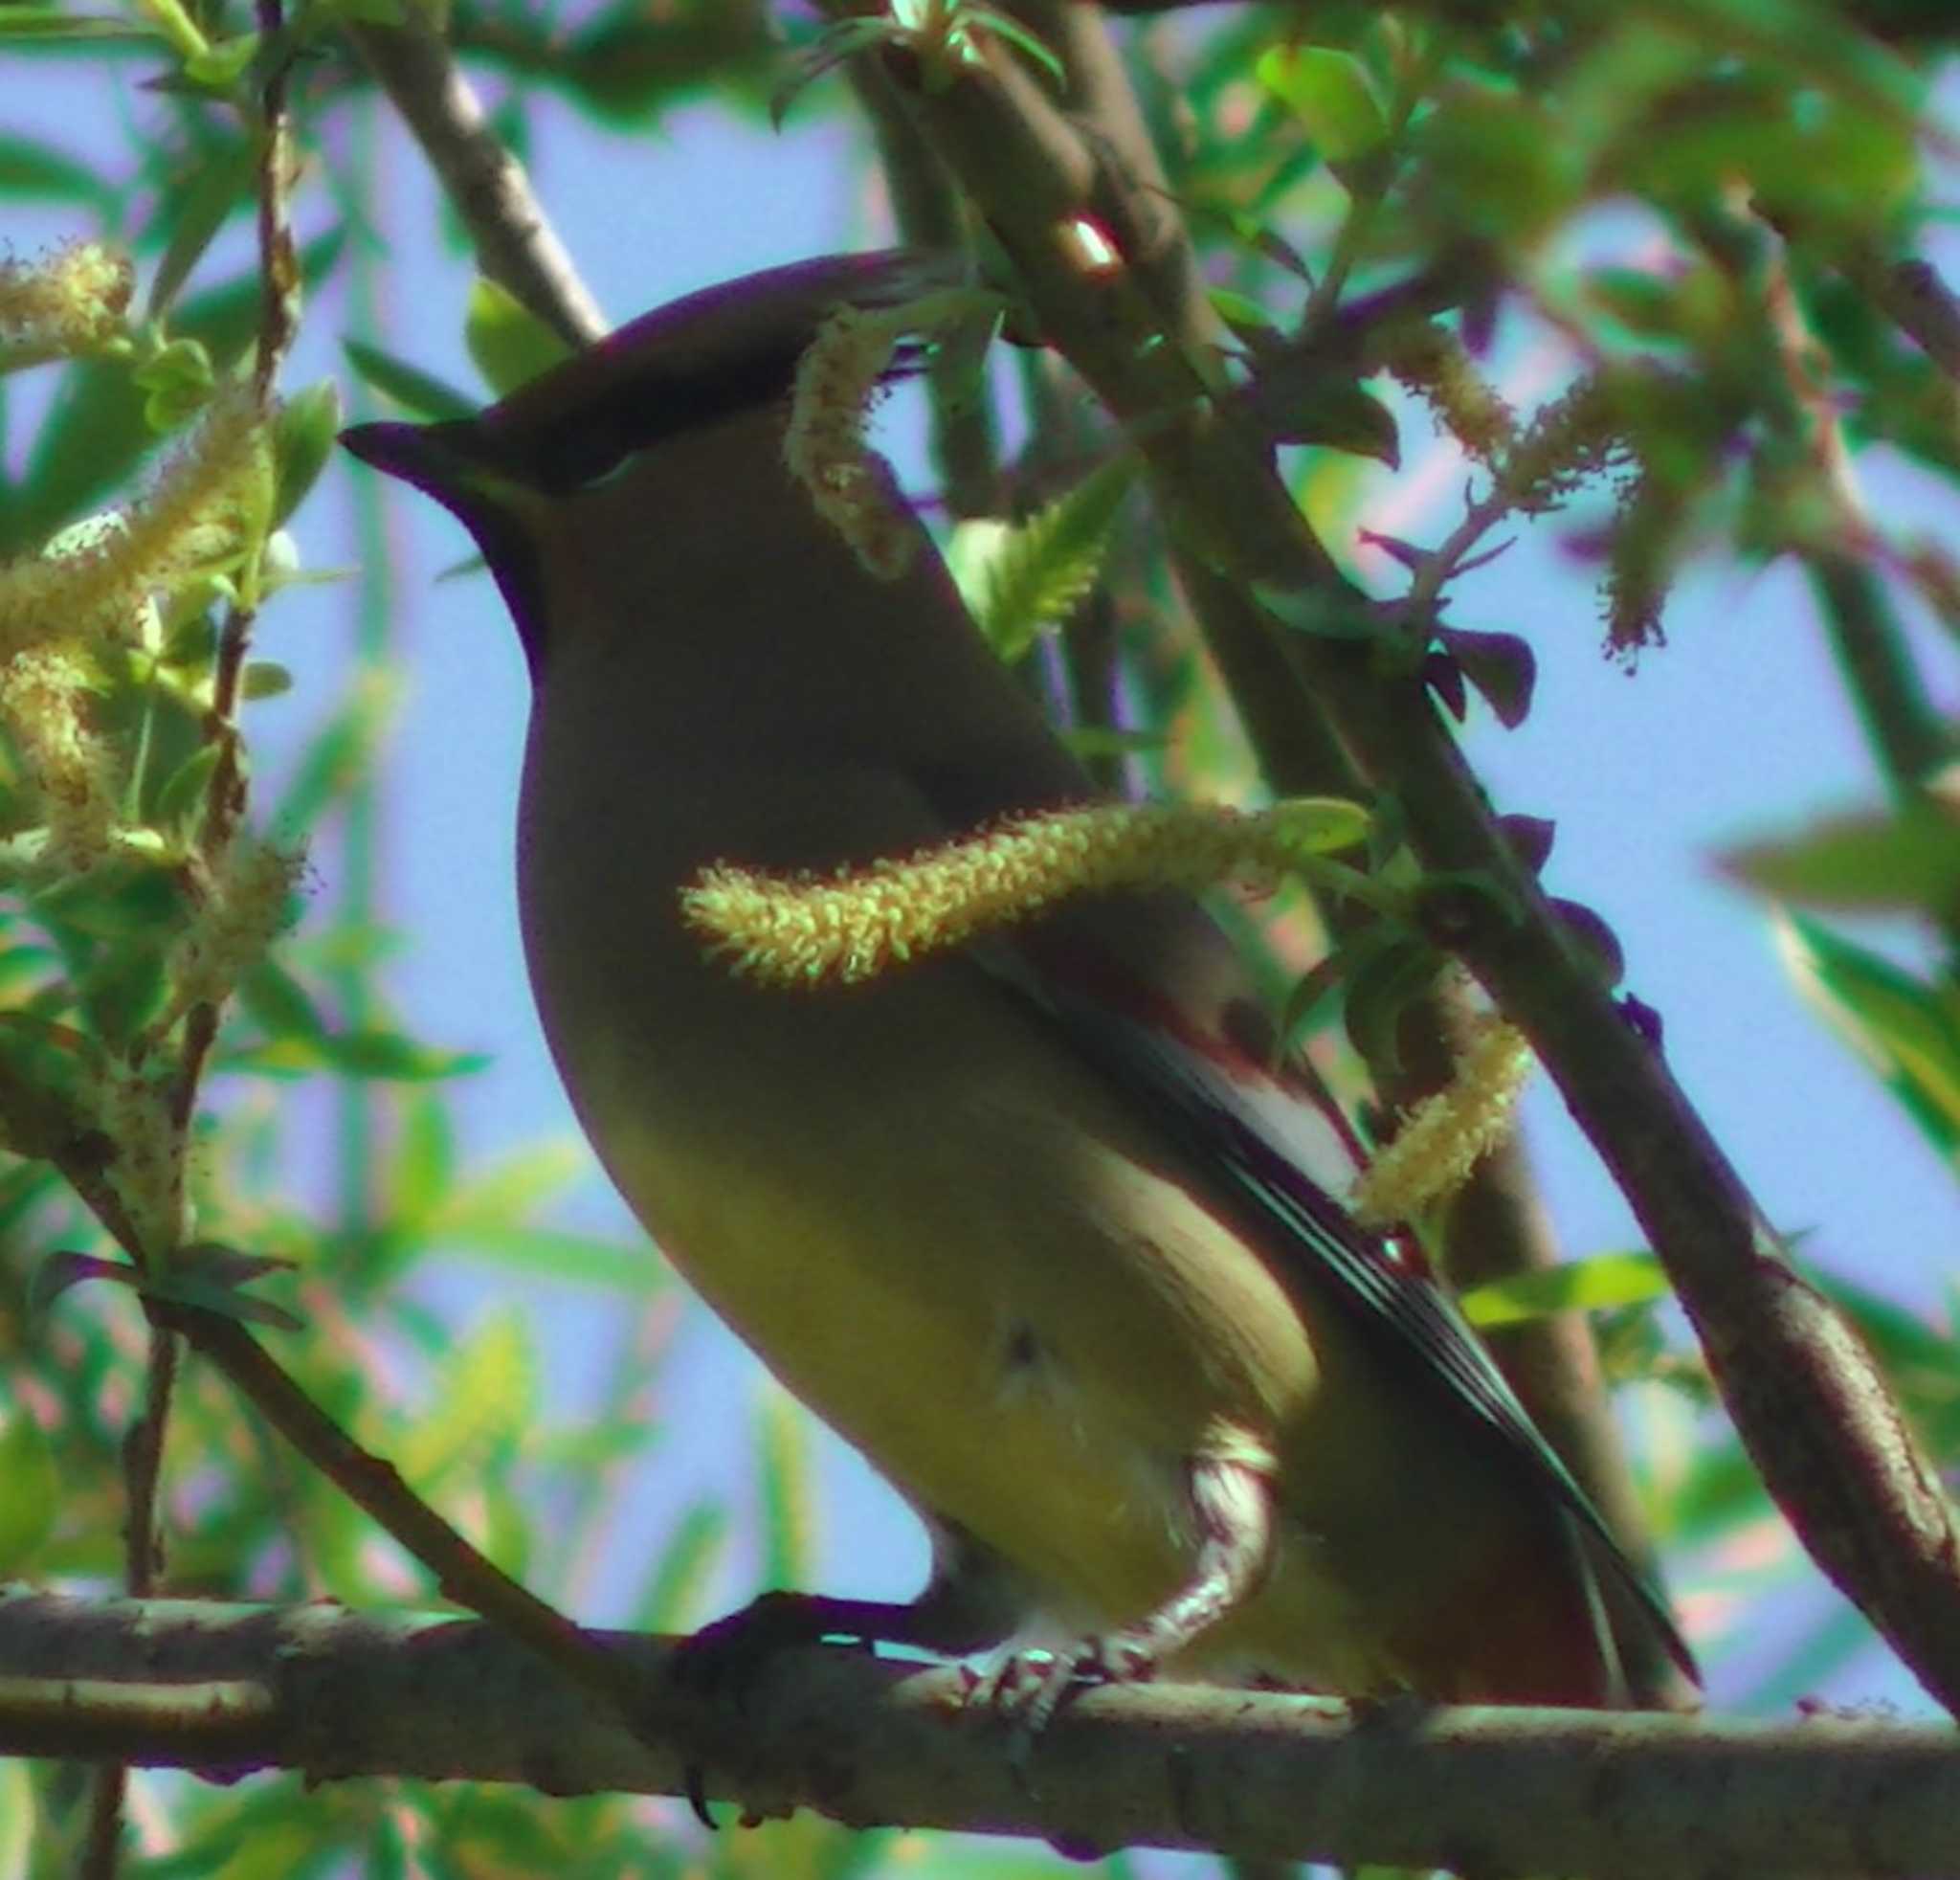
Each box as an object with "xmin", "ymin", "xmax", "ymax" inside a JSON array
[
  {"xmin": 341, "ymin": 15, "xmax": 606, "ymax": 349},
  {"xmin": 4, "ymin": 1589, "xmax": 1958, "ymax": 1876}
]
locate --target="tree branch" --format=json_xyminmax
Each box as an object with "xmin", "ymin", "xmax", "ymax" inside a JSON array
[
  {"xmin": 341, "ymin": 15, "xmax": 606, "ymax": 348},
  {"xmin": 880, "ymin": 21, "xmax": 1960, "ymax": 1710},
  {"xmin": 5, "ymin": 1589, "xmax": 1959, "ymax": 1875}
]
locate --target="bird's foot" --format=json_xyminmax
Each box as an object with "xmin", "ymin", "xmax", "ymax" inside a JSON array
[
  {"xmin": 670, "ymin": 1591, "xmax": 880, "ymax": 1828},
  {"xmin": 969, "ymin": 1631, "xmax": 1159, "ymax": 1737}
]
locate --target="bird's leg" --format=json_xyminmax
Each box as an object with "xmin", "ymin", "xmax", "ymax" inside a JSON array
[{"xmin": 975, "ymin": 1453, "xmax": 1275, "ymax": 1734}]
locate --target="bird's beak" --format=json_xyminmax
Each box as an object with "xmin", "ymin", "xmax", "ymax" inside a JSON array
[{"xmin": 341, "ymin": 420, "xmax": 479, "ymax": 510}]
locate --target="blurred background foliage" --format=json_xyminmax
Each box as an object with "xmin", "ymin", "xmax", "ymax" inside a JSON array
[{"xmin": 0, "ymin": 0, "xmax": 1955, "ymax": 1873}]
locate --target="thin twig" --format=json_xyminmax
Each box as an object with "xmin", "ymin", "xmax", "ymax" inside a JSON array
[{"xmin": 342, "ymin": 15, "xmax": 605, "ymax": 348}]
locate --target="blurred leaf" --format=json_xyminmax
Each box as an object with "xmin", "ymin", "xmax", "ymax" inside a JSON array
[
  {"xmin": 634, "ymin": 1497, "xmax": 730, "ymax": 1633},
  {"xmin": 756, "ymin": 1387, "xmax": 813, "ymax": 1594},
  {"xmin": 223, "ymin": 1026, "xmax": 487, "ymax": 1082},
  {"xmin": 1459, "ymin": 1250, "xmax": 1671, "ymax": 1328},
  {"xmin": 0, "ymin": 1761, "xmax": 31, "ymax": 1880},
  {"xmin": 1776, "ymin": 909, "xmax": 1960, "ymax": 1155},
  {"xmin": 145, "ymin": 135, "xmax": 255, "ymax": 320},
  {"xmin": 0, "ymin": 7, "xmax": 152, "ymax": 38},
  {"xmin": 1272, "ymin": 795, "xmax": 1371, "ymax": 855},
  {"xmin": 1260, "ymin": 375, "xmax": 1401, "ymax": 464},
  {"xmin": 271, "ymin": 378, "xmax": 342, "ymax": 525},
  {"xmin": 343, "ymin": 337, "xmax": 477, "ymax": 423},
  {"xmin": 240, "ymin": 660, "xmax": 292, "ymax": 701},
  {"xmin": 182, "ymin": 30, "xmax": 256, "ymax": 90},
  {"xmin": 1342, "ymin": 932, "xmax": 1441, "ymax": 1074},
  {"xmin": 153, "ymin": 739, "xmax": 222, "ymax": 832},
  {"xmin": 269, "ymin": 671, "xmax": 398, "ymax": 832},
  {"xmin": 1437, "ymin": 627, "xmax": 1536, "ymax": 728},
  {"xmin": 1058, "ymin": 727, "xmax": 1169, "ymax": 760},
  {"xmin": 147, "ymin": 1242, "xmax": 303, "ymax": 1332},
  {"xmin": 444, "ymin": 1225, "xmax": 665, "ymax": 1293},
  {"xmin": 0, "ymin": 1406, "xmax": 57, "ymax": 1570},
  {"xmin": 399, "ymin": 1307, "xmax": 533, "ymax": 1487},
  {"xmin": 1722, "ymin": 804, "xmax": 1960, "ymax": 918},
  {"xmin": 390, "ymin": 1092, "xmax": 456, "ymax": 1222},
  {"xmin": 235, "ymin": 957, "xmax": 327, "ymax": 1042},
  {"xmin": 1256, "ymin": 44, "xmax": 1389, "ymax": 161},
  {"xmin": 0, "ymin": 131, "xmax": 117, "ymax": 208},
  {"xmin": 463, "ymin": 276, "xmax": 573, "ymax": 396},
  {"xmin": 29, "ymin": 1248, "xmax": 141, "ymax": 1314}
]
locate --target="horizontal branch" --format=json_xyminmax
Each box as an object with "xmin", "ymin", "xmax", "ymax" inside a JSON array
[{"xmin": 3, "ymin": 1590, "xmax": 1957, "ymax": 1875}]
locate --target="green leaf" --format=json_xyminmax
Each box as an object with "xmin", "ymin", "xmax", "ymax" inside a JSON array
[
  {"xmin": 1270, "ymin": 795, "xmax": 1371, "ymax": 855},
  {"xmin": 145, "ymin": 136, "xmax": 255, "ymax": 321},
  {"xmin": 1775, "ymin": 909, "xmax": 1960, "ymax": 1155},
  {"xmin": 271, "ymin": 379, "xmax": 341, "ymax": 526},
  {"xmin": 1720, "ymin": 804, "xmax": 1960, "ymax": 918},
  {"xmin": 342, "ymin": 338, "xmax": 477, "ymax": 423},
  {"xmin": 1342, "ymin": 932, "xmax": 1441, "ymax": 1075},
  {"xmin": 1254, "ymin": 580, "xmax": 1384, "ymax": 639},
  {"xmin": 240, "ymin": 660, "xmax": 292, "ymax": 701},
  {"xmin": 0, "ymin": 7, "xmax": 150, "ymax": 38},
  {"xmin": 0, "ymin": 132, "xmax": 118, "ymax": 209},
  {"xmin": 1256, "ymin": 45, "xmax": 1389, "ymax": 161},
  {"xmin": 1459, "ymin": 1251, "xmax": 1672, "ymax": 1329},
  {"xmin": 224, "ymin": 1027, "xmax": 487, "ymax": 1082},
  {"xmin": 398, "ymin": 1308, "xmax": 533, "ymax": 1487},
  {"xmin": 390, "ymin": 1092, "xmax": 455, "ymax": 1222},
  {"xmin": 1437, "ymin": 627, "xmax": 1536, "ymax": 728},
  {"xmin": 633, "ymin": 1498, "xmax": 730, "ymax": 1632},
  {"xmin": 235, "ymin": 958, "xmax": 326, "ymax": 1042},
  {"xmin": 0, "ymin": 1759, "xmax": 33, "ymax": 1880},
  {"xmin": 755, "ymin": 1388, "xmax": 812, "ymax": 1593},
  {"xmin": 152, "ymin": 740, "xmax": 222, "ymax": 832},
  {"xmin": 949, "ymin": 456, "xmax": 1136, "ymax": 660},
  {"xmin": 182, "ymin": 30, "xmax": 257, "ymax": 89},
  {"xmin": 463, "ymin": 276, "xmax": 573, "ymax": 397},
  {"xmin": 1260, "ymin": 375, "xmax": 1401, "ymax": 465},
  {"xmin": 0, "ymin": 1405, "xmax": 57, "ymax": 1570},
  {"xmin": 443, "ymin": 1225, "xmax": 666, "ymax": 1293},
  {"xmin": 268, "ymin": 672, "xmax": 398, "ymax": 831}
]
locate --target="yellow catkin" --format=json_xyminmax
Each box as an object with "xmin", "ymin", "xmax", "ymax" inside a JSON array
[
  {"xmin": 0, "ymin": 648, "xmax": 118, "ymax": 875},
  {"xmin": 0, "ymin": 389, "xmax": 270, "ymax": 660},
  {"xmin": 0, "ymin": 240, "xmax": 134, "ymax": 352},
  {"xmin": 1386, "ymin": 324, "xmax": 1516, "ymax": 468},
  {"xmin": 781, "ymin": 304, "xmax": 918, "ymax": 581},
  {"xmin": 91, "ymin": 1060, "xmax": 187, "ymax": 1262},
  {"xmin": 1349, "ymin": 1017, "xmax": 1535, "ymax": 1227},
  {"xmin": 682, "ymin": 800, "xmax": 1347, "ymax": 986},
  {"xmin": 166, "ymin": 832, "xmax": 302, "ymax": 1021}
]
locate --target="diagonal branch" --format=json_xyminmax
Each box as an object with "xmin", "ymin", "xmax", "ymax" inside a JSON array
[
  {"xmin": 342, "ymin": 15, "xmax": 606, "ymax": 348},
  {"xmin": 880, "ymin": 18, "xmax": 1960, "ymax": 1710}
]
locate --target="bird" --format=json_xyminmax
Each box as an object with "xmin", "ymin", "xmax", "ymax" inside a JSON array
[{"xmin": 341, "ymin": 250, "xmax": 1696, "ymax": 1718}]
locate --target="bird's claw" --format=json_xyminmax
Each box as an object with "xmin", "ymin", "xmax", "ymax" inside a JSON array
[{"xmin": 969, "ymin": 1632, "xmax": 1160, "ymax": 1740}]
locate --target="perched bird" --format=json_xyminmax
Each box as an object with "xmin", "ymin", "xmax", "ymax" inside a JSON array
[{"xmin": 342, "ymin": 252, "xmax": 1695, "ymax": 1714}]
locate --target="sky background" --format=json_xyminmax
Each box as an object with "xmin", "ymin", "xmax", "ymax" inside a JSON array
[{"xmin": 10, "ymin": 29, "xmax": 1960, "ymax": 1752}]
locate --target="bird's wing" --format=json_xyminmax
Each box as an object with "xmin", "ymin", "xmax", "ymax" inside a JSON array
[{"xmin": 965, "ymin": 902, "xmax": 1699, "ymax": 1686}]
